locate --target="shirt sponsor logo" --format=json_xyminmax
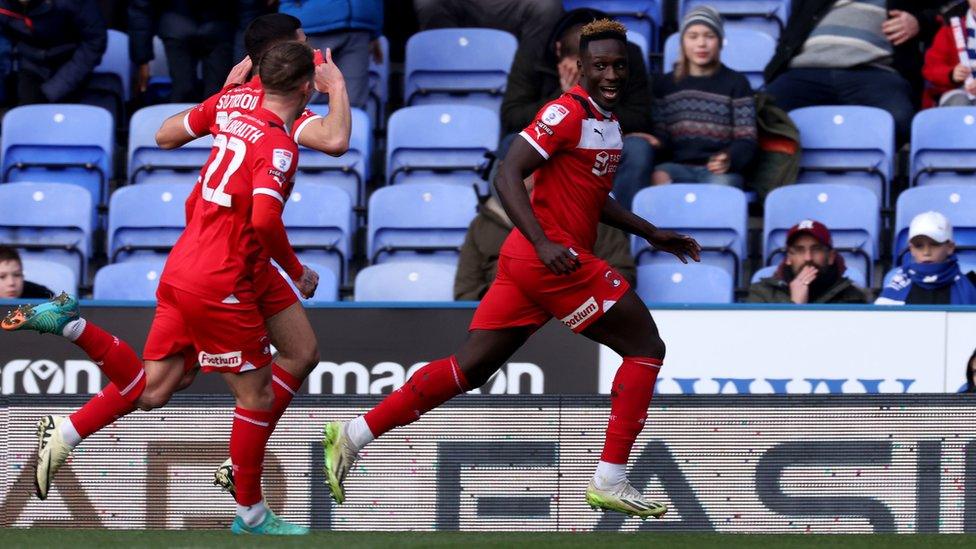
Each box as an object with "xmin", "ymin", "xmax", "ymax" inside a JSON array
[
  {"xmin": 541, "ymin": 104, "xmax": 569, "ymax": 126},
  {"xmin": 533, "ymin": 121, "xmax": 554, "ymax": 139},
  {"xmin": 560, "ymin": 297, "xmax": 599, "ymax": 330},
  {"xmin": 268, "ymin": 168, "xmax": 287, "ymax": 186},
  {"xmin": 273, "ymin": 148, "xmax": 294, "ymax": 172},
  {"xmin": 198, "ymin": 351, "xmax": 243, "ymax": 369}
]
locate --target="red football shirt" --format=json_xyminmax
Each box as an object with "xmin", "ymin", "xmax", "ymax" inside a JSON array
[
  {"xmin": 162, "ymin": 108, "xmax": 299, "ymax": 302},
  {"xmin": 500, "ymin": 85, "xmax": 623, "ymax": 260}
]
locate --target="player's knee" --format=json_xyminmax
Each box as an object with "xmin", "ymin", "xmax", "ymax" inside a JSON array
[
  {"xmin": 646, "ymin": 336, "xmax": 666, "ymax": 361},
  {"xmin": 459, "ymin": 359, "xmax": 502, "ymax": 389},
  {"xmin": 137, "ymin": 388, "xmax": 172, "ymax": 411},
  {"xmin": 237, "ymin": 384, "xmax": 275, "ymax": 411}
]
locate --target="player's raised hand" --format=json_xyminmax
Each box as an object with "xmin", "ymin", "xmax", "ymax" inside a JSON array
[
  {"xmin": 224, "ymin": 56, "xmax": 252, "ymax": 88},
  {"xmin": 314, "ymin": 48, "xmax": 346, "ymax": 94},
  {"xmin": 646, "ymin": 229, "xmax": 702, "ymax": 264},
  {"xmin": 535, "ymin": 240, "xmax": 581, "ymax": 275},
  {"xmin": 295, "ymin": 265, "xmax": 319, "ymax": 299}
]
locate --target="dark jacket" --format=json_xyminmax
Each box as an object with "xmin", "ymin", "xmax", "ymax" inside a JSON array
[
  {"xmin": 764, "ymin": 0, "xmax": 932, "ymax": 92},
  {"xmin": 0, "ymin": 0, "xmax": 106, "ymax": 102},
  {"xmin": 21, "ymin": 280, "xmax": 53, "ymax": 299},
  {"xmin": 454, "ymin": 198, "xmax": 637, "ymax": 300},
  {"xmin": 280, "ymin": 0, "xmax": 383, "ymax": 38},
  {"xmin": 500, "ymin": 9, "xmax": 652, "ymax": 136},
  {"xmin": 128, "ymin": 0, "xmax": 236, "ymax": 65},
  {"xmin": 746, "ymin": 269, "xmax": 868, "ymax": 304}
]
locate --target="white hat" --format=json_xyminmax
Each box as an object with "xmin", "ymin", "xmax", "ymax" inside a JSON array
[{"xmin": 908, "ymin": 211, "xmax": 953, "ymax": 243}]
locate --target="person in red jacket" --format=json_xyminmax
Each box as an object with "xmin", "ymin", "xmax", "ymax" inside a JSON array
[{"xmin": 923, "ymin": 1, "xmax": 976, "ymax": 107}]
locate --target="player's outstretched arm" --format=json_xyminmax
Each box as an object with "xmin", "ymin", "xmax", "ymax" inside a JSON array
[
  {"xmin": 601, "ymin": 197, "xmax": 702, "ymax": 264},
  {"xmin": 296, "ymin": 48, "xmax": 351, "ymax": 156},
  {"xmin": 495, "ymin": 136, "xmax": 580, "ymax": 275},
  {"xmin": 155, "ymin": 107, "xmax": 197, "ymax": 150}
]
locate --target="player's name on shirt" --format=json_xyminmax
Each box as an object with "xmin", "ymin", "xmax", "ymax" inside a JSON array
[
  {"xmin": 224, "ymin": 118, "xmax": 266, "ymax": 144},
  {"xmin": 216, "ymin": 89, "xmax": 260, "ymax": 111}
]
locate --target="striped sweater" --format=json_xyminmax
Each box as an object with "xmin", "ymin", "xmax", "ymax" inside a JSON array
[
  {"xmin": 651, "ymin": 64, "xmax": 757, "ymax": 172},
  {"xmin": 789, "ymin": 0, "xmax": 893, "ymax": 70}
]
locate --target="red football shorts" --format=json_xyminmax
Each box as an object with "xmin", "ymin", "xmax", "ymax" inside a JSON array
[
  {"xmin": 253, "ymin": 261, "xmax": 300, "ymax": 319},
  {"xmin": 143, "ymin": 282, "xmax": 273, "ymax": 374},
  {"xmin": 470, "ymin": 251, "xmax": 630, "ymax": 333}
]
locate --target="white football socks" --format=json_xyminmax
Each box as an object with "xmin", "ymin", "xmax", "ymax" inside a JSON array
[
  {"xmin": 593, "ymin": 460, "xmax": 627, "ymax": 490},
  {"xmin": 346, "ymin": 415, "xmax": 374, "ymax": 452},
  {"xmin": 58, "ymin": 418, "xmax": 82, "ymax": 448},
  {"xmin": 237, "ymin": 500, "xmax": 269, "ymax": 527},
  {"xmin": 62, "ymin": 318, "xmax": 86, "ymax": 341}
]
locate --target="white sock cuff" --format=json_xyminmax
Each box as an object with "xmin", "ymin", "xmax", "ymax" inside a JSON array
[
  {"xmin": 593, "ymin": 460, "xmax": 627, "ymax": 490},
  {"xmin": 346, "ymin": 415, "xmax": 374, "ymax": 452},
  {"xmin": 58, "ymin": 418, "xmax": 82, "ymax": 448},
  {"xmin": 236, "ymin": 500, "xmax": 268, "ymax": 527},
  {"xmin": 62, "ymin": 318, "xmax": 87, "ymax": 341}
]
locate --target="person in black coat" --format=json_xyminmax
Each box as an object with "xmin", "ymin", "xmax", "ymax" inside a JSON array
[{"xmin": 0, "ymin": 0, "xmax": 106, "ymax": 106}]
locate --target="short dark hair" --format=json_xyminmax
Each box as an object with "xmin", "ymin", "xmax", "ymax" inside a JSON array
[
  {"xmin": 244, "ymin": 13, "xmax": 302, "ymax": 63},
  {"xmin": 259, "ymin": 42, "xmax": 315, "ymax": 95},
  {"xmin": 579, "ymin": 19, "xmax": 628, "ymax": 54},
  {"xmin": 0, "ymin": 246, "xmax": 21, "ymax": 264}
]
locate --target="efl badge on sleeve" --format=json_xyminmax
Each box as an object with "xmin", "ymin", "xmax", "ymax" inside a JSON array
[{"xmin": 272, "ymin": 149, "xmax": 294, "ymax": 172}]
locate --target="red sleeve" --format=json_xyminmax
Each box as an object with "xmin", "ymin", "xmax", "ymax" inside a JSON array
[
  {"xmin": 517, "ymin": 96, "xmax": 582, "ymax": 160},
  {"xmin": 252, "ymin": 194, "xmax": 303, "ymax": 281},
  {"xmin": 184, "ymin": 84, "xmax": 237, "ymax": 138},
  {"xmin": 250, "ymin": 135, "xmax": 302, "ymax": 280},
  {"xmin": 290, "ymin": 107, "xmax": 323, "ymax": 144},
  {"xmin": 923, "ymin": 25, "xmax": 960, "ymax": 90}
]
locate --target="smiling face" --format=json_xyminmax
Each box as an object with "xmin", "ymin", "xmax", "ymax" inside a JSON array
[
  {"xmin": 579, "ymin": 38, "xmax": 628, "ymax": 110},
  {"xmin": 682, "ymin": 23, "xmax": 721, "ymax": 69}
]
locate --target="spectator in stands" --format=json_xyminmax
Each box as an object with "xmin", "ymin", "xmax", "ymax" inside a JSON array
[
  {"xmin": 764, "ymin": 1, "xmax": 929, "ymax": 144},
  {"xmin": 454, "ymin": 179, "xmax": 636, "ymax": 300},
  {"xmin": 414, "ymin": 0, "xmax": 563, "ymax": 51},
  {"xmin": 650, "ymin": 7, "xmax": 756, "ymax": 187},
  {"xmin": 747, "ymin": 220, "xmax": 868, "ymax": 304},
  {"xmin": 922, "ymin": 0, "xmax": 976, "ymax": 107},
  {"xmin": 129, "ymin": 1, "xmax": 235, "ymax": 102},
  {"xmin": 279, "ymin": 0, "xmax": 382, "ymax": 109},
  {"xmin": 0, "ymin": 246, "xmax": 53, "ymax": 299},
  {"xmin": 876, "ymin": 212, "xmax": 976, "ymax": 305},
  {"xmin": 499, "ymin": 8, "xmax": 654, "ymax": 210},
  {"xmin": 0, "ymin": 0, "xmax": 106, "ymax": 106}
]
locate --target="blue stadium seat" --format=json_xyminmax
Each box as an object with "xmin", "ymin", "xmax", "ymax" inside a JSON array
[
  {"xmin": 386, "ymin": 105, "xmax": 498, "ymax": 193},
  {"xmin": 128, "ymin": 103, "xmax": 212, "ymax": 184},
  {"xmin": 680, "ymin": 0, "xmax": 789, "ymax": 39},
  {"xmin": 93, "ymin": 260, "xmax": 166, "ymax": 301},
  {"xmin": 893, "ymin": 185, "xmax": 976, "ymax": 266},
  {"xmin": 910, "ymin": 107, "xmax": 976, "ymax": 187},
  {"xmin": 354, "ymin": 262, "xmax": 457, "ymax": 302},
  {"xmin": 108, "ymin": 183, "xmax": 193, "ymax": 263},
  {"xmin": 296, "ymin": 107, "xmax": 371, "ymax": 206},
  {"xmin": 90, "ymin": 29, "xmax": 131, "ymax": 122},
  {"xmin": 21, "ymin": 259, "xmax": 78, "ymax": 296},
  {"xmin": 282, "ymin": 182, "xmax": 354, "ymax": 283},
  {"xmin": 790, "ymin": 106, "xmax": 894, "ymax": 204},
  {"xmin": 627, "ymin": 31, "xmax": 649, "ymax": 71},
  {"xmin": 662, "ymin": 28, "xmax": 776, "ymax": 89},
  {"xmin": 0, "ymin": 183, "xmax": 92, "ymax": 284},
  {"xmin": 273, "ymin": 261, "xmax": 340, "ymax": 303},
  {"xmin": 368, "ymin": 182, "xmax": 479, "ymax": 265},
  {"xmin": 764, "ymin": 184, "xmax": 880, "ymax": 281},
  {"xmin": 146, "ymin": 36, "xmax": 173, "ymax": 102},
  {"xmin": 750, "ymin": 264, "xmax": 867, "ymax": 288},
  {"xmin": 1, "ymin": 105, "xmax": 114, "ymax": 207},
  {"xmin": 631, "ymin": 185, "xmax": 747, "ymax": 285},
  {"xmin": 367, "ymin": 35, "xmax": 389, "ymax": 130},
  {"xmin": 563, "ymin": 0, "xmax": 662, "ymax": 51},
  {"xmin": 635, "ymin": 263, "xmax": 734, "ymax": 304},
  {"xmin": 404, "ymin": 28, "xmax": 518, "ymax": 113}
]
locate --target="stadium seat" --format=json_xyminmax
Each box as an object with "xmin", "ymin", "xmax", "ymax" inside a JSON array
[
  {"xmin": 627, "ymin": 31, "xmax": 649, "ymax": 71},
  {"xmin": 790, "ymin": 106, "xmax": 894, "ymax": 204},
  {"xmin": 107, "ymin": 183, "xmax": 193, "ymax": 263},
  {"xmin": 93, "ymin": 260, "xmax": 166, "ymax": 301},
  {"xmin": 128, "ymin": 103, "xmax": 212, "ymax": 184},
  {"xmin": 910, "ymin": 107, "xmax": 976, "ymax": 187},
  {"xmin": 893, "ymin": 185, "xmax": 976, "ymax": 266},
  {"xmin": 282, "ymin": 182, "xmax": 354, "ymax": 283},
  {"xmin": 404, "ymin": 28, "xmax": 518, "ymax": 113},
  {"xmin": 354, "ymin": 262, "xmax": 457, "ymax": 302},
  {"xmin": 631, "ymin": 185, "xmax": 747, "ymax": 285},
  {"xmin": 91, "ymin": 29, "xmax": 131, "ymax": 122},
  {"xmin": 635, "ymin": 263, "xmax": 734, "ymax": 304},
  {"xmin": 367, "ymin": 35, "xmax": 389, "ymax": 130},
  {"xmin": 750, "ymin": 264, "xmax": 867, "ymax": 289},
  {"xmin": 1, "ymin": 104, "xmax": 114, "ymax": 207},
  {"xmin": 763, "ymin": 184, "xmax": 880, "ymax": 282},
  {"xmin": 368, "ymin": 182, "xmax": 479, "ymax": 265},
  {"xmin": 680, "ymin": 0, "xmax": 789, "ymax": 39},
  {"xmin": 386, "ymin": 105, "xmax": 498, "ymax": 193},
  {"xmin": 21, "ymin": 259, "xmax": 78, "ymax": 296},
  {"xmin": 296, "ymin": 107, "xmax": 371, "ymax": 206},
  {"xmin": 273, "ymin": 261, "xmax": 340, "ymax": 303},
  {"xmin": 662, "ymin": 28, "xmax": 776, "ymax": 89},
  {"xmin": 0, "ymin": 183, "xmax": 92, "ymax": 285},
  {"xmin": 563, "ymin": 0, "xmax": 662, "ymax": 51}
]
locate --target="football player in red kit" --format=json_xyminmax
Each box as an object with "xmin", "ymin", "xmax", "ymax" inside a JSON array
[
  {"xmin": 322, "ymin": 20, "xmax": 700, "ymax": 519},
  {"xmin": 2, "ymin": 41, "xmax": 319, "ymax": 535}
]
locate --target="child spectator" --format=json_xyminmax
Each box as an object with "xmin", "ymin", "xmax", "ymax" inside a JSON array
[
  {"xmin": 0, "ymin": 246, "xmax": 53, "ymax": 299},
  {"xmin": 876, "ymin": 211, "xmax": 976, "ymax": 305},
  {"xmin": 922, "ymin": 0, "xmax": 976, "ymax": 107},
  {"xmin": 651, "ymin": 6, "xmax": 756, "ymax": 187}
]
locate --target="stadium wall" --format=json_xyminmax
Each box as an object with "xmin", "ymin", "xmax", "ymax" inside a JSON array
[
  {"xmin": 3, "ymin": 394, "xmax": 976, "ymax": 532},
  {"xmin": 0, "ymin": 303, "xmax": 974, "ymax": 395}
]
